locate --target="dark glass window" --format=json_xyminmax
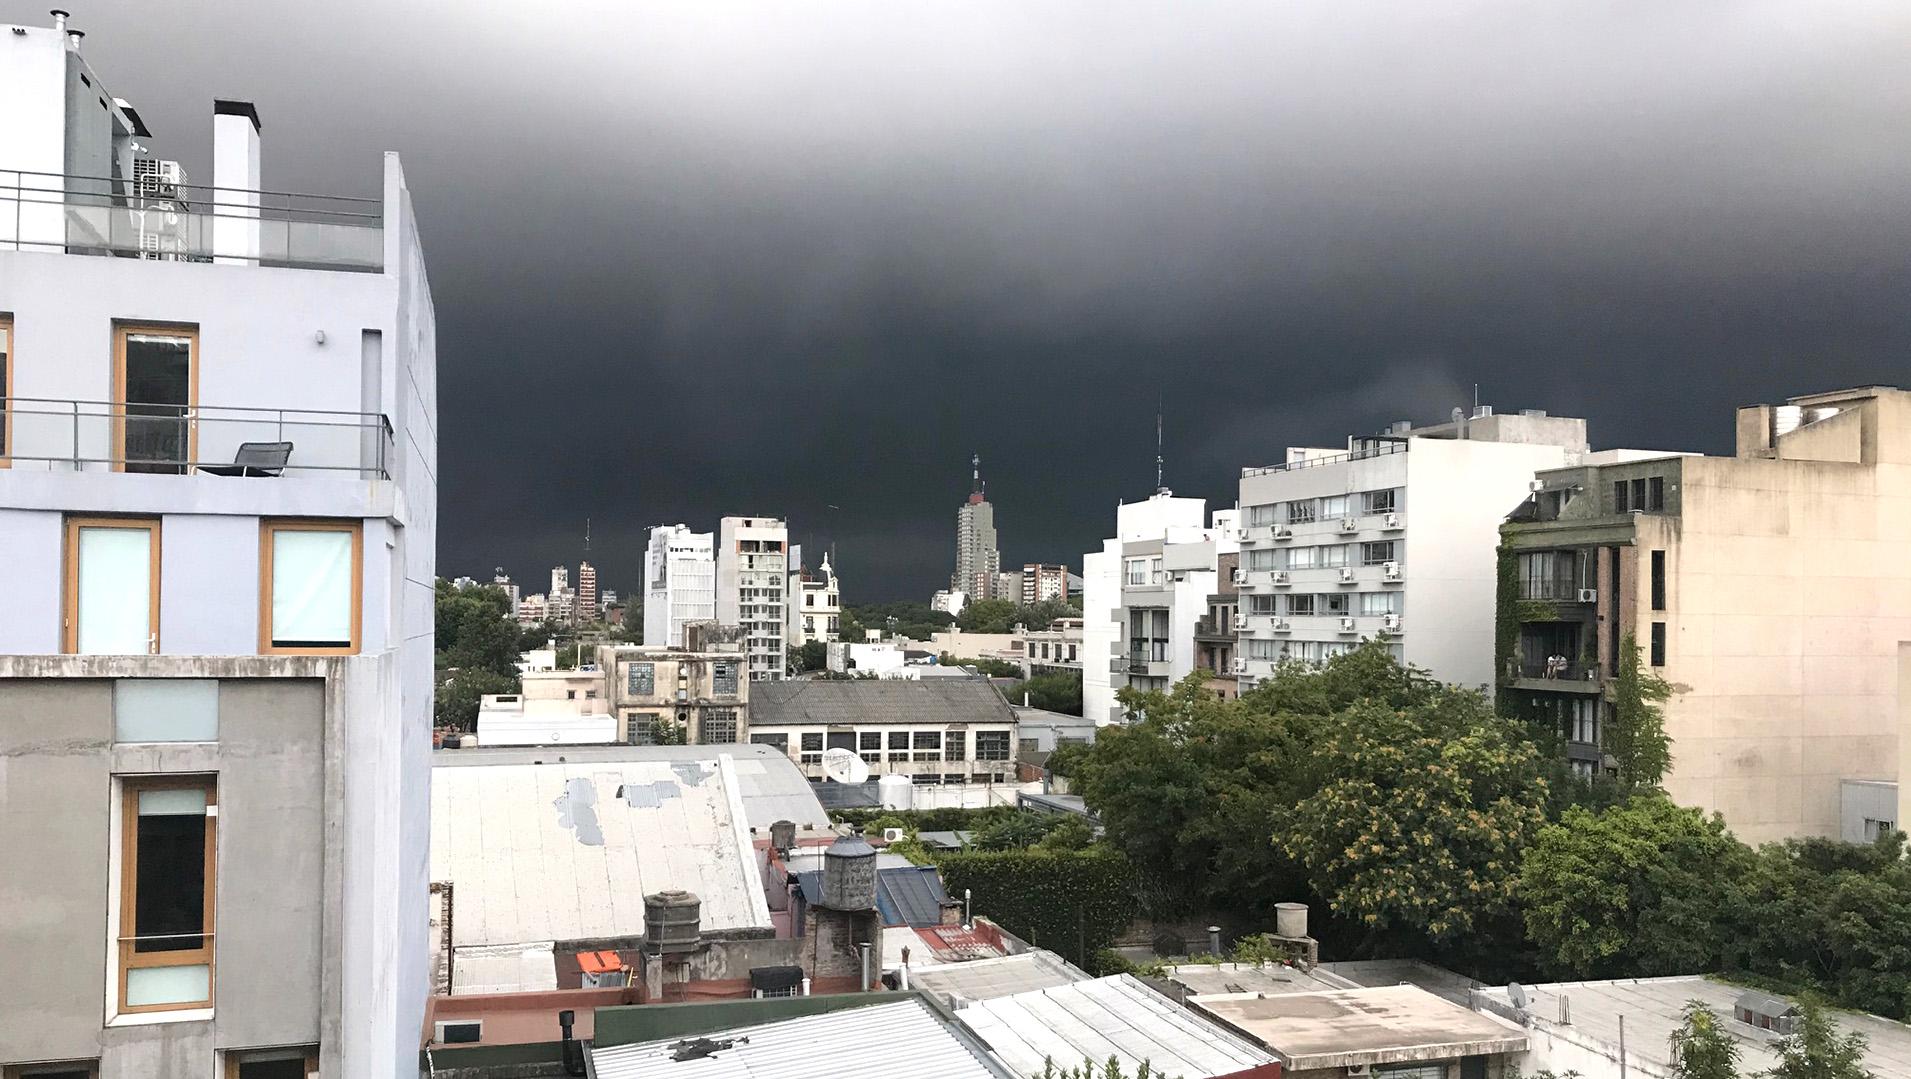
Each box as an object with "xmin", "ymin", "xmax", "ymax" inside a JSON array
[
  {"xmin": 1651, "ymin": 550, "xmax": 1666, "ymax": 611},
  {"xmin": 1650, "ymin": 622, "xmax": 1667, "ymax": 667}
]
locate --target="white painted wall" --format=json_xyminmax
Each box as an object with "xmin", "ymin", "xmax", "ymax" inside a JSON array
[
  {"xmin": 0, "ymin": 509, "xmax": 62, "ymax": 652},
  {"xmin": 0, "ymin": 24, "xmax": 71, "ymax": 249},
  {"xmin": 158, "ymin": 514, "xmax": 261, "ymax": 653},
  {"xmin": 1080, "ymin": 545, "xmax": 1120, "ymax": 724}
]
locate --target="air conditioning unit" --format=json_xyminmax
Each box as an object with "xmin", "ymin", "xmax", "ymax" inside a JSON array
[
  {"xmin": 1232, "ymin": 613, "xmax": 1249, "ymax": 631},
  {"xmin": 1577, "ymin": 588, "xmax": 1598, "ymax": 603},
  {"xmin": 1338, "ymin": 518, "xmax": 1358, "ymax": 533},
  {"xmin": 1272, "ymin": 571, "xmax": 1290, "ymax": 586},
  {"xmin": 1339, "ymin": 617, "xmax": 1357, "ymax": 633},
  {"xmin": 1383, "ymin": 513, "xmax": 1402, "ymax": 529},
  {"xmin": 1382, "ymin": 613, "xmax": 1402, "ymax": 632},
  {"xmin": 1272, "ymin": 618, "xmax": 1291, "ymax": 632},
  {"xmin": 1347, "ymin": 1066, "xmax": 1372, "ymax": 1079},
  {"xmin": 1273, "ymin": 524, "xmax": 1292, "ymax": 539},
  {"xmin": 1528, "ymin": 478, "xmax": 1546, "ymax": 493},
  {"xmin": 1230, "ymin": 567, "xmax": 1246, "ymax": 585},
  {"xmin": 1338, "ymin": 567, "xmax": 1355, "ymax": 583},
  {"xmin": 1230, "ymin": 657, "xmax": 1247, "ymax": 675},
  {"xmin": 1382, "ymin": 561, "xmax": 1402, "ymax": 581},
  {"xmin": 883, "ymin": 827, "xmax": 906, "ymax": 843}
]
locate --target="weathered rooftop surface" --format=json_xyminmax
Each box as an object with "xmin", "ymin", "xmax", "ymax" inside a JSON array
[
  {"xmin": 957, "ymin": 974, "xmax": 1281, "ymax": 1079},
  {"xmin": 430, "ymin": 752, "xmax": 772, "ymax": 993},
  {"xmin": 1191, "ymin": 984, "xmax": 1527, "ymax": 1070},
  {"xmin": 1159, "ymin": 961, "xmax": 1360, "ymax": 999},
  {"xmin": 1319, "ymin": 959, "xmax": 1480, "ymax": 1005},
  {"xmin": 1474, "ymin": 977, "xmax": 1911, "ymax": 1079},
  {"xmin": 434, "ymin": 741, "xmax": 831, "ymax": 832},
  {"xmin": 750, "ymin": 678, "xmax": 1017, "ymax": 727},
  {"xmin": 909, "ymin": 951, "xmax": 1089, "ymax": 1007},
  {"xmin": 589, "ymin": 997, "xmax": 1014, "ymax": 1078}
]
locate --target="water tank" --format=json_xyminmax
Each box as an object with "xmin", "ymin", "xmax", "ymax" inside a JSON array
[
  {"xmin": 644, "ymin": 890, "xmax": 701, "ymax": 954},
  {"xmin": 769, "ymin": 819, "xmax": 796, "ymax": 851},
  {"xmin": 1275, "ymin": 902, "xmax": 1308, "ymax": 939},
  {"xmin": 821, "ymin": 832, "xmax": 878, "ymax": 911},
  {"xmin": 878, "ymin": 773, "xmax": 913, "ymax": 811}
]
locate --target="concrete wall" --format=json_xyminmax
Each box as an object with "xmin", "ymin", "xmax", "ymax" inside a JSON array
[{"xmin": 0, "ymin": 672, "xmax": 327, "ymax": 1076}]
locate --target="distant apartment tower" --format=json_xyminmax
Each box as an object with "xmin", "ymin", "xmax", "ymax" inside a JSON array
[
  {"xmin": 644, "ymin": 524, "xmax": 715, "ymax": 648},
  {"xmin": 1235, "ymin": 407, "xmax": 1587, "ymax": 692},
  {"xmin": 952, "ymin": 455, "xmax": 1004, "ymax": 599},
  {"xmin": 1022, "ymin": 563, "xmax": 1069, "ymax": 605},
  {"xmin": 716, "ymin": 516, "xmax": 789, "ymax": 681},
  {"xmin": 787, "ymin": 548, "xmax": 841, "ymax": 647},
  {"xmin": 577, "ymin": 560, "xmax": 598, "ymax": 620},
  {"xmin": 0, "ymin": 17, "xmax": 437, "ymax": 1076},
  {"xmin": 492, "ymin": 567, "xmax": 520, "ymax": 612},
  {"xmin": 1499, "ymin": 387, "xmax": 1911, "ymax": 844},
  {"xmin": 517, "ymin": 592, "xmax": 550, "ymax": 625},
  {"xmin": 1082, "ymin": 492, "xmax": 1235, "ymax": 723}
]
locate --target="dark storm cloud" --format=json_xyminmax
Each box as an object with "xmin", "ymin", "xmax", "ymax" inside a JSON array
[{"xmin": 31, "ymin": 1, "xmax": 1911, "ymax": 598}]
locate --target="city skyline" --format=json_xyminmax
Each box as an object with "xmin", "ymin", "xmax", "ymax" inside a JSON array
[{"xmin": 28, "ymin": 0, "xmax": 1911, "ymax": 600}]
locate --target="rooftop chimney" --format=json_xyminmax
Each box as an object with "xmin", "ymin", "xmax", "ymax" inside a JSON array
[
  {"xmin": 212, "ymin": 99, "xmax": 262, "ymax": 264},
  {"xmin": 49, "ymin": 9, "xmax": 66, "ymax": 33},
  {"xmin": 65, "ymin": 28, "xmax": 82, "ymax": 52}
]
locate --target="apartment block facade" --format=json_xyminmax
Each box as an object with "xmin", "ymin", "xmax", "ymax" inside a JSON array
[
  {"xmin": 598, "ymin": 643, "xmax": 749, "ymax": 745},
  {"xmin": 1499, "ymin": 388, "xmax": 1911, "ymax": 843},
  {"xmin": 0, "ymin": 18, "xmax": 436, "ymax": 1078},
  {"xmin": 1021, "ymin": 563, "xmax": 1069, "ymax": 605},
  {"xmin": 644, "ymin": 524, "xmax": 716, "ymax": 648},
  {"xmin": 716, "ymin": 515, "xmax": 789, "ymax": 681},
  {"xmin": 789, "ymin": 551, "xmax": 841, "ymax": 647},
  {"xmin": 1235, "ymin": 409, "xmax": 1587, "ymax": 691}
]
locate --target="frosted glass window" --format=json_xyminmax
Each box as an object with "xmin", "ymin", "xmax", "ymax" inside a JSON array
[
  {"xmin": 76, "ymin": 524, "xmax": 155, "ymax": 654},
  {"xmin": 270, "ymin": 528, "xmax": 354, "ymax": 647},
  {"xmin": 124, "ymin": 963, "xmax": 209, "ymax": 1008},
  {"xmin": 114, "ymin": 680, "xmax": 218, "ymax": 742}
]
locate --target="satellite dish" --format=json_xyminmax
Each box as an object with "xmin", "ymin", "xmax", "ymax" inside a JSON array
[
  {"xmin": 1508, "ymin": 982, "xmax": 1529, "ymax": 1010},
  {"xmin": 821, "ymin": 748, "xmax": 870, "ymax": 784}
]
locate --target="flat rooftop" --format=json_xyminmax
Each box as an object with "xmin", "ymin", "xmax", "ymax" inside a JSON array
[
  {"xmin": 909, "ymin": 951, "xmax": 1089, "ymax": 1006},
  {"xmin": 1160, "ymin": 962, "xmax": 1359, "ymax": 998},
  {"xmin": 1191, "ymin": 984, "xmax": 1528, "ymax": 1070},
  {"xmin": 1475, "ymin": 977, "xmax": 1911, "ymax": 1079}
]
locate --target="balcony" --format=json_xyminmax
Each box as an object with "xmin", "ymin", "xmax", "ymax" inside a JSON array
[
  {"xmin": 1507, "ymin": 660, "xmax": 1603, "ymax": 695},
  {"xmin": 0, "ymin": 169, "xmax": 383, "ymax": 273},
  {"xmin": 1241, "ymin": 437, "xmax": 1406, "ymax": 478},
  {"xmin": 3, "ymin": 398, "xmax": 393, "ymax": 480},
  {"xmin": 1192, "ymin": 617, "xmax": 1234, "ymax": 643}
]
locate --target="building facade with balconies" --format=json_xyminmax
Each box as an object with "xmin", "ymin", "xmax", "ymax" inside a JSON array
[
  {"xmin": 0, "ymin": 16, "xmax": 436, "ymax": 1079},
  {"xmin": 716, "ymin": 516, "xmax": 789, "ymax": 681},
  {"xmin": 1499, "ymin": 387, "xmax": 1911, "ymax": 843},
  {"xmin": 644, "ymin": 523, "xmax": 716, "ymax": 648},
  {"xmin": 1236, "ymin": 408, "xmax": 1587, "ymax": 692}
]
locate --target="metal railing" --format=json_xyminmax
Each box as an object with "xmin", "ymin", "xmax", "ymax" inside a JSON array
[
  {"xmin": 1515, "ymin": 661, "xmax": 1599, "ymax": 683},
  {"xmin": 0, "ymin": 168, "xmax": 384, "ymax": 272},
  {"xmin": 1242, "ymin": 438, "xmax": 1407, "ymax": 478},
  {"xmin": 3, "ymin": 397, "xmax": 394, "ymax": 479}
]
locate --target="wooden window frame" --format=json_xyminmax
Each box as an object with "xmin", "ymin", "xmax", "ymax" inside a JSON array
[
  {"xmin": 1, "ymin": 315, "xmax": 13, "ymax": 469},
  {"xmin": 63, "ymin": 516, "xmax": 162, "ymax": 655},
  {"xmin": 258, "ymin": 519, "xmax": 363, "ymax": 656},
  {"xmin": 111, "ymin": 322, "xmax": 199, "ymax": 473},
  {"xmin": 223, "ymin": 1046, "xmax": 318, "ymax": 1079},
  {"xmin": 118, "ymin": 775, "xmax": 217, "ymax": 1015}
]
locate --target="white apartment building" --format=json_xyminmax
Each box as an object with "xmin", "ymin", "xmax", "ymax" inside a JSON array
[
  {"xmin": 716, "ymin": 515, "xmax": 789, "ymax": 681},
  {"xmin": 0, "ymin": 17, "xmax": 437, "ymax": 1077},
  {"xmin": 644, "ymin": 523, "xmax": 715, "ymax": 648},
  {"xmin": 1235, "ymin": 407, "xmax": 1587, "ymax": 690},
  {"xmin": 789, "ymin": 550, "xmax": 841, "ymax": 647},
  {"xmin": 1082, "ymin": 491, "xmax": 1234, "ymax": 724}
]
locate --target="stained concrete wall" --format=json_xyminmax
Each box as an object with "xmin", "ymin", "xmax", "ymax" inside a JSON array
[{"xmin": 0, "ymin": 672, "xmax": 325, "ymax": 1075}]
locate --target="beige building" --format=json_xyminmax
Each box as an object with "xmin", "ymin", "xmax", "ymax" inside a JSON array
[
  {"xmin": 598, "ymin": 642, "xmax": 749, "ymax": 745},
  {"xmin": 1499, "ymin": 386, "xmax": 1911, "ymax": 843}
]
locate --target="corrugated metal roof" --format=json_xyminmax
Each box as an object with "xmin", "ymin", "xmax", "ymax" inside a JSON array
[
  {"xmin": 750, "ymin": 679, "xmax": 1018, "ymax": 728},
  {"xmin": 433, "ymin": 742, "xmax": 831, "ymax": 831},
  {"xmin": 957, "ymin": 974, "xmax": 1278, "ymax": 1079},
  {"xmin": 878, "ymin": 866, "xmax": 952, "ymax": 927},
  {"xmin": 911, "ymin": 951, "xmax": 1090, "ymax": 1007},
  {"xmin": 589, "ymin": 998, "xmax": 1014, "ymax": 1079},
  {"xmin": 430, "ymin": 752, "xmax": 771, "ymax": 985}
]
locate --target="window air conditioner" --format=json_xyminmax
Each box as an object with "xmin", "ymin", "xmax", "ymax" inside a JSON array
[
  {"xmin": 1272, "ymin": 571, "xmax": 1290, "ymax": 586},
  {"xmin": 1382, "ymin": 561, "xmax": 1402, "ymax": 581},
  {"xmin": 1232, "ymin": 613, "xmax": 1249, "ymax": 631},
  {"xmin": 1272, "ymin": 618, "xmax": 1291, "ymax": 632},
  {"xmin": 1339, "ymin": 518, "xmax": 1358, "ymax": 533},
  {"xmin": 1578, "ymin": 588, "xmax": 1598, "ymax": 603},
  {"xmin": 1383, "ymin": 513, "xmax": 1401, "ymax": 529},
  {"xmin": 1383, "ymin": 613, "xmax": 1402, "ymax": 632},
  {"xmin": 1230, "ymin": 657, "xmax": 1247, "ymax": 675},
  {"xmin": 1230, "ymin": 567, "xmax": 1246, "ymax": 585},
  {"xmin": 883, "ymin": 827, "xmax": 906, "ymax": 842},
  {"xmin": 1338, "ymin": 567, "xmax": 1355, "ymax": 583},
  {"xmin": 1339, "ymin": 617, "xmax": 1357, "ymax": 633},
  {"xmin": 1273, "ymin": 525, "xmax": 1292, "ymax": 539}
]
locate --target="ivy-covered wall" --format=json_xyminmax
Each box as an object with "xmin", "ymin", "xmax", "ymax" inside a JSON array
[{"xmin": 937, "ymin": 848, "xmax": 1136, "ymax": 969}]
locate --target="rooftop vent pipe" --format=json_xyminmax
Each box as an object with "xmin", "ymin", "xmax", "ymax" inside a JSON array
[
  {"xmin": 65, "ymin": 27, "xmax": 81, "ymax": 51},
  {"xmin": 49, "ymin": 9, "xmax": 66, "ymax": 32}
]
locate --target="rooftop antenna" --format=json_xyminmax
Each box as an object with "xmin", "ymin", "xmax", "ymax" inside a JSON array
[
  {"xmin": 971, "ymin": 452, "xmax": 982, "ymax": 495},
  {"xmin": 1155, "ymin": 407, "xmax": 1167, "ymax": 495},
  {"xmin": 584, "ymin": 517, "xmax": 591, "ymax": 554}
]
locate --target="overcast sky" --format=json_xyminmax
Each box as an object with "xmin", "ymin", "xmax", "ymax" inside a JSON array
[{"xmin": 27, "ymin": 1, "xmax": 1911, "ymax": 601}]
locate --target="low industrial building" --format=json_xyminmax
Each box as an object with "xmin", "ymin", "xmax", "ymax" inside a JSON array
[
  {"xmin": 598, "ymin": 639, "xmax": 750, "ymax": 745},
  {"xmin": 748, "ymin": 679, "xmax": 1020, "ymax": 784},
  {"xmin": 1192, "ymin": 984, "xmax": 1529, "ymax": 1079}
]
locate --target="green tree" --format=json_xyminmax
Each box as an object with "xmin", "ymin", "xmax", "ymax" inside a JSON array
[
  {"xmin": 434, "ymin": 667, "xmax": 518, "ymax": 731},
  {"xmin": 1039, "ymin": 1058, "xmax": 1169, "ymax": 1079},
  {"xmin": 1606, "ymin": 632, "xmax": 1673, "ymax": 792},
  {"xmin": 435, "ymin": 582, "xmax": 521, "ymax": 678},
  {"xmin": 790, "ymin": 640, "xmax": 827, "ymax": 673},
  {"xmin": 1280, "ymin": 683, "xmax": 1549, "ymax": 941},
  {"xmin": 1520, "ymin": 796, "xmax": 1753, "ymax": 978},
  {"xmin": 1033, "ymin": 816, "xmax": 1096, "ymax": 852},
  {"xmin": 1768, "ymin": 999, "xmax": 1872, "ymax": 1079},
  {"xmin": 956, "ymin": 598, "xmax": 1020, "ymax": 633},
  {"xmin": 941, "ymin": 654, "xmax": 1023, "ymax": 678},
  {"xmin": 1670, "ymin": 1001, "xmax": 1741, "ymax": 1079},
  {"xmin": 1007, "ymin": 672, "xmax": 1083, "ymax": 715},
  {"xmin": 972, "ymin": 812, "xmax": 1072, "ymax": 851}
]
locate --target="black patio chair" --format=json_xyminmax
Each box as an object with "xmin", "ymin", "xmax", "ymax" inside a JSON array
[{"xmin": 199, "ymin": 441, "xmax": 293, "ymax": 477}]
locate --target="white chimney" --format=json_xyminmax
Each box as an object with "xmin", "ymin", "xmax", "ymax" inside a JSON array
[
  {"xmin": 212, "ymin": 100, "xmax": 261, "ymax": 264},
  {"xmin": 50, "ymin": 9, "xmax": 67, "ymax": 34},
  {"xmin": 65, "ymin": 28, "xmax": 82, "ymax": 52}
]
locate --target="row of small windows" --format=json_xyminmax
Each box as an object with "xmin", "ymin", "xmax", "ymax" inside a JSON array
[
  {"xmin": 65, "ymin": 516, "xmax": 361, "ymax": 656},
  {"xmin": 1244, "ymin": 488, "xmax": 1400, "ymax": 527},
  {"xmin": 1246, "ymin": 592, "xmax": 1401, "ymax": 616},
  {"xmin": 1245, "ymin": 540, "xmax": 1398, "ymax": 571},
  {"xmin": 1245, "ymin": 639, "xmax": 1405, "ymax": 664}
]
